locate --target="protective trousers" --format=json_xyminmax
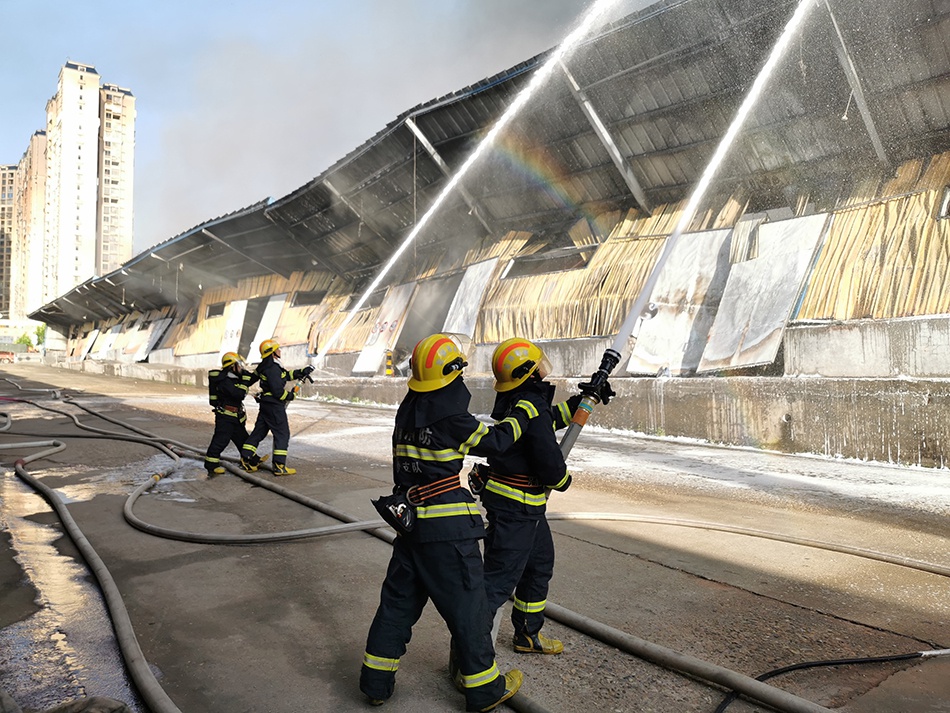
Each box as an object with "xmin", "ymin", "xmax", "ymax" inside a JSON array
[
  {"xmin": 204, "ymin": 413, "xmax": 249, "ymax": 471},
  {"xmin": 483, "ymin": 513, "xmax": 555, "ymax": 637},
  {"xmin": 360, "ymin": 536, "xmax": 506, "ymax": 711},
  {"xmin": 242, "ymin": 400, "xmax": 290, "ymax": 466}
]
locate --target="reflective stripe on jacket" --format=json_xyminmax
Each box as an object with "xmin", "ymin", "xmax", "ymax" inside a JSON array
[
  {"xmin": 483, "ymin": 383, "xmax": 578, "ymax": 518},
  {"xmin": 392, "ymin": 378, "xmax": 529, "ymax": 543},
  {"xmin": 256, "ymin": 355, "xmax": 307, "ymax": 404},
  {"xmin": 208, "ymin": 369, "xmax": 258, "ymax": 412}
]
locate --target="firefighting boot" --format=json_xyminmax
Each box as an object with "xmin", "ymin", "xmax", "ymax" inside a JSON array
[
  {"xmin": 241, "ymin": 456, "xmax": 259, "ymax": 472},
  {"xmin": 513, "ymin": 630, "xmax": 563, "ymax": 655},
  {"xmin": 274, "ymin": 463, "xmax": 296, "ymax": 476},
  {"xmin": 469, "ymin": 669, "xmax": 523, "ymax": 712},
  {"xmin": 211, "ymin": 466, "xmax": 226, "ymax": 475}
]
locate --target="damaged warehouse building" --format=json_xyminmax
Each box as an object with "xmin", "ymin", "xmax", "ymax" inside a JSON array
[{"xmin": 29, "ymin": 0, "xmax": 950, "ymax": 468}]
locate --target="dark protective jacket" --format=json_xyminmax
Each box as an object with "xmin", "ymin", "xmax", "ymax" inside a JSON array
[
  {"xmin": 255, "ymin": 355, "xmax": 309, "ymax": 405},
  {"xmin": 483, "ymin": 380, "xmax": 580, "ymax": 519},
  {"xmin": 208, "ymin": 368, "xmax": 259, "ymax": 415},
  {"xmin": 392, "ymin": 377, "xmax": 531, "ymax": 544}
]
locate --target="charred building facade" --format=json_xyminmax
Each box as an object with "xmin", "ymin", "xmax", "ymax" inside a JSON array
[{"xmin": 29, "ymin": 0, "xmax": 950, "ymax": 467}]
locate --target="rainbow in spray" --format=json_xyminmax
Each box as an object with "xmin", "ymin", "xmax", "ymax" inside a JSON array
[{"xmin": 317, "ymin": 0, "xmax": 625, "ymax": 361}]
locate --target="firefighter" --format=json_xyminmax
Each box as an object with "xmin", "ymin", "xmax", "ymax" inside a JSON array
[
  {"xmin": 204, "ymin": 352, "xmax": 261, "ymax": 475},
  {"xmin": 480, "ymin": 337, "xmax": 614, "ymax": 656},
  {"xmin": 240, "ymin": 338, "xmax": 313, "ymax": 476},
  {"xmin": 359, "ymin": 333, "xmax": 536, "ymax": 712}
]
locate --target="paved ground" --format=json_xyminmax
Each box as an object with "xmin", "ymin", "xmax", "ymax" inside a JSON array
[{"xmin": 0, "ymin": 364, "xmax": 948, "ymax": 713}]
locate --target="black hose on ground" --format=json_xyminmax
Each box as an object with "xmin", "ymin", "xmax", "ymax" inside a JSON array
[
  {"xmin": 714, "ymin": 648, "xmax": 950, "ymax": 712},
  {"xmin": 169, "ymin": 446, "xmax": 396, "ymax": 543},
  {"xmin": 0, "ymin": 405, "xmax": 392, "ymax": 713},
  {"xmin": 1, "ymin": 433, "xmax": 183, "ymax": 713},
  {"xmin": 0, "ymin": 396, "xmax": 179, "ymax": 457},
  {"xmin": 0, "ymin": 399, "xmax": 393, "ymax": 544},
  {"xmin": 7, "ymin": 390, "xmax": 946, "ymax": 713},
  {"xmin": 123, "ymin": 468, "xmax": 385, "ymax": 544},
  {"xmin": 542, "ymin": 601, "xmax": 831, "ymax": 713}
]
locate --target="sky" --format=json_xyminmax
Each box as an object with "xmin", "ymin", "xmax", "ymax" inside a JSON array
[{"xmin": 2, "ymin": 0, "xmax": 655, "ymax": 253}]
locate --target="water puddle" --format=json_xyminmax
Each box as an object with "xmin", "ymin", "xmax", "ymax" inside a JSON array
[
  {"xmin": 0, "ymin": 474, "xmax": 144, "ymax": 712},
  {"xmin": 49, "ymin": 454, "xmax": 201, "ymax": 504}
]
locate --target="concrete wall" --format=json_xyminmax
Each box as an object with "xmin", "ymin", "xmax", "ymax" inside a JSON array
[
  {"xmin": 302, "ymin": 374, "xmax": 950, "ymax": 469},
  {"xmin": 51, "ymin": 356, "xmax": 950, "ymax": 470},
  {"xmin": 599, "ymin": 376, "xmax": 950, "ymax": 469},
  {"xmin": 52, "ymin": 316, "xmax": 950, "ymax": 470},
  {"xmin": 785, "ymin": 316, "xmax": 950, "ymax": 377}
]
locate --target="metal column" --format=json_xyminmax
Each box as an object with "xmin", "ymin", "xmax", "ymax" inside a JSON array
[{"xmin": 560, "ymin": 60, "xmax": 652, "ymax": 216}]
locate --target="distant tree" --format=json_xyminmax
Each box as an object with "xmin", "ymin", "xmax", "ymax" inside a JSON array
[
  {"xmin": 15, "ymin": 333, "xmax": 33, "ymax": 347},
  {"xmin": 35, "ymin": 324, "xmax": 46, "ymax": 345}
]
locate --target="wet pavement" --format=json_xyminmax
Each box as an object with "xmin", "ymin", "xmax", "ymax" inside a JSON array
[{"xmin": 0, "ymin": 364, "xmax": 948, "ymax": 712}]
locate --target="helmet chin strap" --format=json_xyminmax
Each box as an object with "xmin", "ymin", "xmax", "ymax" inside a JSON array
[{"xmin": 442, "ymin": 357, "xmax": 466, "ymax": 375}]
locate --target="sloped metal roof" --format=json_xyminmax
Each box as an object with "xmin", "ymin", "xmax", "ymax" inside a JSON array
[
  {"xmin": 30, "ymin": 200, "xmax": 313, "ymax": 327},
  {"xmin": 34, "ymin": 0, "xmax": 950, "ymax": 329}
]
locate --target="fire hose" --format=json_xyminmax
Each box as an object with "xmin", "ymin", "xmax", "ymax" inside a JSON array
[{"xmin": 4, "ymin": 389, "xmax": 948, "ymax": 712}]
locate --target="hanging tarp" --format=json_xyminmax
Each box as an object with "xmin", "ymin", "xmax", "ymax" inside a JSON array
[
  {"xmin": 133, "ymin": 318, "xmax": 173, "ymax": 362},
  {"xmin": 626, "ymin": 229, "xmax": 733, "ymax": 376},
  {"xmin": 119, "ymin": 315, "xmax": 148, "ymax": 358},
  {"xmin": 308, "ymin": 290, "xmax": 375, "ymax": 356},
  {"xmin": 219, "ymin": 300, "xmax": 248, "ymax": 359},
  {"xmin": 698, "ymin": 214, "xmax": 829, "ymax": 373},
  {"xmin": 273, "ymin": 273, "xmax": 336, "ymax": 346},
  {"xmin": 91, "ymin": 324, "xmax": 123, "ymax": 359},
  {"xmin": 443, "ymin": 259, "xmax": 499, "ymax": 336},
  {"xmin": 78, "ymin": 328, "xmax": 99, "ymax": 361},
  {"xmin": 352, "ymin": 283, "xmax": 416, "ymax": 374},
  {"xmin": 396, "ymin": 273, "xmax": 468, "ymax": 357},
  {"xmin": 250, "ymin": 294, "xmax": 287, "ymax": 356}
]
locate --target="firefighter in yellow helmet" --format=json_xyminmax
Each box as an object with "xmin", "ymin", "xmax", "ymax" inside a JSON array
[
  {"xmin": 479, "ymin": 337, "xmax": 614, "ymax": 656},
  {"xmin": 360, "ymin": 333, "xmax": 535, "ymax": 711},
  {"xmin": 240, "ymin": 338, "xmax": 314, "ymax": 475},
  {"xmin": 203, "ymin": 351, "xmax": 261, "ymax": 476}
]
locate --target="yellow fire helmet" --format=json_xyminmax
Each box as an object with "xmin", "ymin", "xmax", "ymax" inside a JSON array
[
  {"xmin": 492, "ymin": 337, "xmax": 551, "ymax": 392},
  {"xmin": 408, "ymin": 333, "xmax": 469, "ymax": 392},
  {"xmin": 259, "ymin": 338, "xmax": 280, "ymax": 359},
  {"xmin": 221, "ymin": 351, "xmax": 244, "ymax": 368}
]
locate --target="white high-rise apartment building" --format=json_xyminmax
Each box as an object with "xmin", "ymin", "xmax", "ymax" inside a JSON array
[
  {"xmin": 0, "ymin": 165, "xmax": 15, "ymax": 319},
  {"xmin": 44, "ymin": 61, "xmax": 101, "ymax": 304},
  {"xmin": 40, "ymin": 61, "xmax": 135, "ymax": 305},
  {"xmin": 13, "ymin": 132, "xmax": 47, "ymax": 321},
  {"xmin": 98, "ymin": 83, "xmax": 135, "ymax": 274}
]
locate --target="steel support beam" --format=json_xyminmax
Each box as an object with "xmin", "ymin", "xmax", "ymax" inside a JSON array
[
  {"xmin": 61, "ymin": 296, "xmax": 107, "ymax": 322},
  {"xmin": 404, "ymin": 117, "xmax": 495, "ymax": 235},
  {"xmin": 824, "ymin": 1, "xmax": 888, "ymax": 164},
  {"xmin": 560, "ymin": 61, "xmax": 652, "ymax": 216}
]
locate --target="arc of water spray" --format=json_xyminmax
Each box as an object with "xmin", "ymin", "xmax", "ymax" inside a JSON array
[
  {"xmin": 316, "ymin": 0, "xmax": 623, "ymax": 362},
  {"xmin": 559, "ymin": 0, "xmax": 819, "ymax": 458}
]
